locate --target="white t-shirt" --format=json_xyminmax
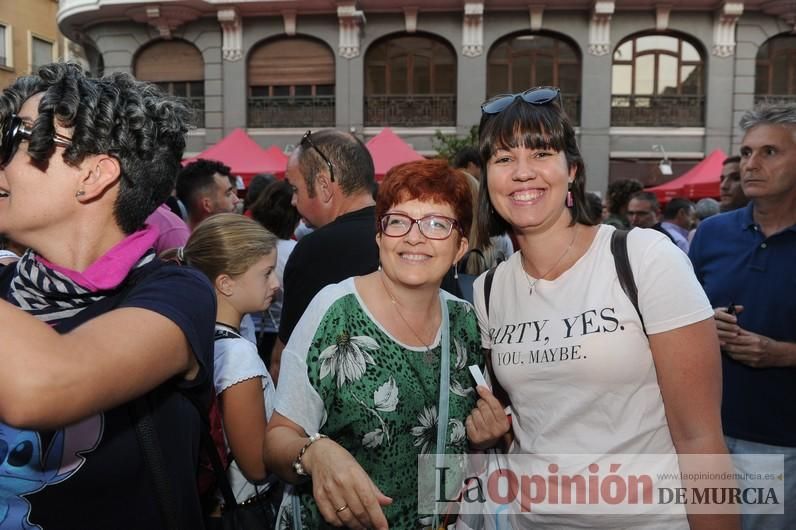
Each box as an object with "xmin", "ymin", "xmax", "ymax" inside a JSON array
[
  {"xmin": 213, "ymin": 325, "xmax": 276, "ymax": 503},
  {"xmin": 472, "ymin": 225, "xmax": 713, "ymax": 528}
]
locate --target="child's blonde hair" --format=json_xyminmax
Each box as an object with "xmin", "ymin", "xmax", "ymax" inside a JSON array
[{"xmin": 171, "ymin": 213, "xmax": 277, "ymax": 282}]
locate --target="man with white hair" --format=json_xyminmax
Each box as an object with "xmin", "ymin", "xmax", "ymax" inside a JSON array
[{"xmin": 690, "ymin": 105, "xmax": 796, "ymax": 529}]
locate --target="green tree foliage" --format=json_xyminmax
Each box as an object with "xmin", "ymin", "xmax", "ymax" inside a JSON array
[{"xmin": 431, "ymin": 125, "xmax": 479, "ymax": 162}]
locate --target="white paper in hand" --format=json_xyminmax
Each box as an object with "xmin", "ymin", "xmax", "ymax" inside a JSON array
[{"xmin": 469, "ymin": 364, "xmax": 489, "ymax": 390}]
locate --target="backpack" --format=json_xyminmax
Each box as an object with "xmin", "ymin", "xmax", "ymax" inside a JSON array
[
  {"xmin": 197, "ymin": 391, "xmax": 228, "ymax": 502},
  {"xmin": 483, "ymin": 228, "xmax": 645, "ymax": 408}
]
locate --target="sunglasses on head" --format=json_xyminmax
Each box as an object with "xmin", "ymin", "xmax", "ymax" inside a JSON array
[
  {"xmin": 480, "ymin": 86, "xmax": 561, "ymax": 115},
  {"xmin": 300, "ymin": 129, "xmax": 335, "ymax": 182},
  {"xmin": 0, "ymin": 114, "xmax": 72, "ymax": 168}
]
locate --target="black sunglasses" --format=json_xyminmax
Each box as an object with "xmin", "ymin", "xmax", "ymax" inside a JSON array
[
  {"xmin": 300, "ymin": 130, "xmax": 335, "ymax": 182},
  {"xmin": 480, "ymin": 86, "xmax": 561, "ymax": 115},
  {"xmin": 0, "ymin": 114, "xmax": 72, "ymax": 168}
]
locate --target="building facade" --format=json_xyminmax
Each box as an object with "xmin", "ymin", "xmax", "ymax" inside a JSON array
[
  {"xmin": 57, "ymin": 0, "xmax": 796, "ymax": 192},
  {"xmin": 0, "ymin": 0, "xmax": 85, "ymax": 89}
]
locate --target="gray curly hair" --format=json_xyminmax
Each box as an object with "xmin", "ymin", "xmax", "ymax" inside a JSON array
[{"xmin": 0, "ymin": 62, "xmax": 193, "ymax": 233}]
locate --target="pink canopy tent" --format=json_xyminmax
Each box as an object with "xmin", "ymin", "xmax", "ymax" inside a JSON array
[
  {"xmin": 648, "ymin": 148, "xmax": 727, "ymax": 203},
  {"xmin": 183, "ymin": 128, "xmax": 288, "ymax": 186},
  {"xmin": 365, "ymin": 127, "xmax": 424, "ymax": 180}
]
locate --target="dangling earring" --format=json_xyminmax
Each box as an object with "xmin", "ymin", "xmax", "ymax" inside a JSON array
[
  {"xmin": 453, "ymin": 263, "xmax": 459, "ymax": 280},
  {"xmin": 566, "ymin": 183, "xmax": 574, "ymax": 208},
  {"xmin": 377, "ymin": 261, "xmax": 382, "ymax": 271}
]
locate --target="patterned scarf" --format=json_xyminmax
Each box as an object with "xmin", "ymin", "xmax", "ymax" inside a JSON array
[
  {"xmin": 8, "ymin": 249, "xmax": 156, "ymax": 323},
  {"xmin": 7, "ymin": 226, "xmax": 160, "ymax": 322}
]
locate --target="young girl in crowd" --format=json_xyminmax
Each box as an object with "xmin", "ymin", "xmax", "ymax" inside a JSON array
[{"xmin": 172, "ymin": 213, "xmax": 280, "ymax": 517}]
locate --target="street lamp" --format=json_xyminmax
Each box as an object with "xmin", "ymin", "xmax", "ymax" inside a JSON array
[{"xmin": 652, "ymin": 144, "xmax": 673, "ymax": 176}]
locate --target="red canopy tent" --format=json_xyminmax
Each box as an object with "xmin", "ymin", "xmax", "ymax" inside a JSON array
[
  {"xmin": 647, "ymin": 148, "xmax": 727, "ymax": 203},
  {"xmin": 366, "ymin": 127, "xmax": 424, "ymax": 180},
  {"xmin": 183, "ymin": 128, "xmax": 288, "ymax": 186}
]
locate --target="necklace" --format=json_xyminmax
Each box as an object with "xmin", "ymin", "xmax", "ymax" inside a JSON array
[
  {"xmin": 379, "ymin": 272, "xmax": 437, "ymax": 362},
  {"xmin": 521, "ymin": 225, "xmax": 579, "ymax": 296},
  {"xmin": 215, "ymin": 321, "xmax": 241, "ymax": 334}
]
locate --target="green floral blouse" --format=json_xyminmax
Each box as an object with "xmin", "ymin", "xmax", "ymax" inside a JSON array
[{"xmin": 273, "ymin": 278, "xmax": 483, "ymax": 530}]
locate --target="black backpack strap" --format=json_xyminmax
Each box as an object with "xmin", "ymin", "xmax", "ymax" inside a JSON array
[
  {"xmin": 610, "ymin": 229, "xmax": 647, "ymax": 335},
  {"xmin": 131, "ymin": 396, "xmax": 182, "ymax": 530},
  {"xmin": 482, "ymin": 264, "xmax": 511, "ymax": 408},
  {"xmin": 483, "ymin": 265, "xmax": 497, "ymax": 320}
]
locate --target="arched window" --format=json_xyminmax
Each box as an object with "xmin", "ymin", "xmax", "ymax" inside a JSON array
[
  {"xmin": 135, "ymin": 40, "xmax": 204, "ymax": 127},
  {"xmin": 364, "ymin": 34, "xmax": 456, "ymax": 126},
  {"xmin": 755, "ymin": 35, "xmax": 796, "ymax": 106},
  {"xmin": 487, "ymin": 33, "xmax": 581, "ymax": 124},
  {"xmin": 247, "ymin": 37, "xmax": 334, "ymax": 128},
  {"xmin": 611, "ymin": 33, "xmax": 704, "ymax": 126}
]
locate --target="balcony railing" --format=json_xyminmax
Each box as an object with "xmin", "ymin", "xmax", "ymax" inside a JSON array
[
  {"xmin": 365, "ymin": 94, "xmax": 456, "ymax": 127},
  {"xmin": 754, "ymin": 94, "xmax": 796, "ymax": 106},
  {"xmin": 247, "ymin": 96, "xmax": 335, "ymax": 128},
  {"xmin": 611, "ymin": 94, "xmax": 705, "ymax": 127},
  {"xmin": 187, "ymin": 96, "xmax": 204, "ymax": 129}
]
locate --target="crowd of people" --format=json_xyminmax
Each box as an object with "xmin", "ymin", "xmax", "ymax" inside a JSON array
[{"xmin": 0, "ymin": 63, "xmax": 792, "ymax": 530}]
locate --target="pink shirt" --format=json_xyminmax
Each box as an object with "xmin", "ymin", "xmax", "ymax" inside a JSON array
[
  {"xmin": 146, "ymin": 204, "xmax": 190, "ymax": 255},
  {"xmin": 36, "ymin": 224, "xmax": 160, "ymax": 292}
]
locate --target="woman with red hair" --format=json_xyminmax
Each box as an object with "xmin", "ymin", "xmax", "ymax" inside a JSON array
[{"xmin": 264, "ymin": 159, "xmax": 486, "ymax": 529}]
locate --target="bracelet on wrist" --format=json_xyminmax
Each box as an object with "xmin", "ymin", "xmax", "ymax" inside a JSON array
[{"xmin": 292, "ymin": 433, "xmax": 328, "ymax": 477}]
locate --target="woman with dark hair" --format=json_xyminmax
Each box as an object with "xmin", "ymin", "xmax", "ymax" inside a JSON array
[
  {"xmin": 249, "ymin": 180, "xmax": 302, "ymax": 362},
  {"xmin": 264, "ymin": 159, "xmax": 484, "ymax": 529},
  {"xmin": 0, "ymin": 64, "xmax": 215, "ymax": 528},
  {"xmin": 467, "ymin": 87, "xmax": 737, "ymax": 529},
  {"xmin": 244, "ymin": 172, "xmax": 277, "ymax": 213}
]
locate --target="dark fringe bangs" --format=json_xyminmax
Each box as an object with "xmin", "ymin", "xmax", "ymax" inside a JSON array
[{"xmin": 479, "ymin": 100, "xmax": 571, "ymax": 163}]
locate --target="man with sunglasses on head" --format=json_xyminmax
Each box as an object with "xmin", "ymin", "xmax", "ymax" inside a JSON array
[{"xmin": 270, "ymin": 130, "xmax": 379, "ymax": 383}]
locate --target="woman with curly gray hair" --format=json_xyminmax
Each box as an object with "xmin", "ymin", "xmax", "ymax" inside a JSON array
[{"xmin": 0, "ymin": 63, "xmax": 216, "ymax": 528}]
